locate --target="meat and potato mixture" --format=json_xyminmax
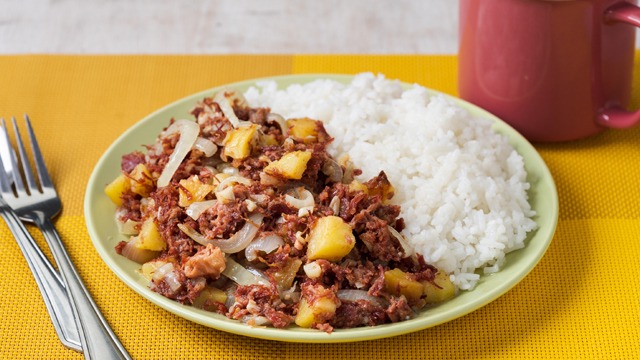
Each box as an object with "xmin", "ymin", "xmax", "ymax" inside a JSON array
[{"xmin": 104, "ymin": 90, "xmax": 455, "ymax": 332}]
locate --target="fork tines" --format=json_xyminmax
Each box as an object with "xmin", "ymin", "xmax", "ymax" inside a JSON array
[{"xmin": 0, "ymin": 115, "xmax": 53, "ymax": 196}]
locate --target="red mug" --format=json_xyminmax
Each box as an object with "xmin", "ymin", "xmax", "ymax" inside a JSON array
[{"xmin": 459, "ymin": 0, "xmax": 640, "ymax": 142}]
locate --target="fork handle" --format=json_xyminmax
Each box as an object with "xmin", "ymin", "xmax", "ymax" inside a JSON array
[
  {"xmin": 35, "ymin": 215, "xmax": 132, "ymax": 360},
  {"xmin": 0, "ymin": 203, "xmax": 82, "ymax": 352}
]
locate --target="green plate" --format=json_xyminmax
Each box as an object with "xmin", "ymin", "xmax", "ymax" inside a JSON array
[{"xmin": 84, "ymin": 74, "xmax": 558, "ymax": 343}]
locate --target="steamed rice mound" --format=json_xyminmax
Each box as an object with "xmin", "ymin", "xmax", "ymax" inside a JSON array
[{"xmin": 245, "ymin": 73, "xmax": 537, "ymax": 290}]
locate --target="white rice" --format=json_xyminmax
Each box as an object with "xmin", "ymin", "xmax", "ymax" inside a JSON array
[{"xmin": 244, "ymin": 73, "xmax": 537, "ymax": 290}]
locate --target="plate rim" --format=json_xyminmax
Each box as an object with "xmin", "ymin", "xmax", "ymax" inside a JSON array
[{"xmin": 84, "ymin": 73, "xmax": 559, "ymax": 343}]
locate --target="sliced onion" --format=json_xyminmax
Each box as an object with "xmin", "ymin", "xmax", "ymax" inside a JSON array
[
  {"xmin": 116, "ymin": 216, "xmax": 140, "ymax": 235},
  {"xmin": 214, "ymin": 186, "xmax": 235, "ymax": 204},
  {"xmin": 119, "ymin": 219, "xmax": 140, "ymax": 235},
  {"xmin": 216, "ymin": 175, "xmax": 252, "ymax": 192},
  {"xmin": 216, "ymin": 163, "xmax": 239, "ymax": 175},
  {"xmin": 178, "ymin": 213, "xmax": 264, "ymax": 253},
  {"xmin": 267, "ymin": 113, "xmax": 288, "ymax": 136},
  {"xmin": 284, "ymin": 188, "xmax": 314, "ymax": 209},
  {"xmin": 222, "ymin": 257, "xmax": 270, "ymax": 286},
  {"xmin": 387, "ymin": 225, "xmax": 415, "ymax": 258},
  {"xmin": 245, "ymin": 234, "xmax": 284, "ymax": 261},
  {"xmin": 337, "ymin": 289, "xmax": 384, "ymax": 306},
  {"xmin": 224, "ymin": 285, "xmax": 237, "ymax": 308},
  {"xmin": 157, "ymin": 119, "xmax": 200, "ymax": 188},
  {"xmin": 177, "ymin": 223, "xmax": 209, "ymax": 244},
  {"xmin": 322, "ymin": 158, "xmax": 344, "ymax": 183},
  {"xmin": 303, "ymin": 261, "xmax": 322, "ymax": 279},
  {"xmin": 190, "ymin": 277, "xmax": 206, "ymax": 290},
  {"xmin": 139, "ymin": 197, "xmax": 152, "ymax": 213},
  {"xmin": 225, "ymin": 88, "xmax": 249, "ymax": 107},
  {"xmin": 164, "ymin": 274, "xmax": 182, "ymax": 293},
  {"xmin": 151, "ymin": 262, "xmax": 182, "ymax": 293},
  {"xmin": 280, "ymin": 286, "xmax": 300, "ymax": 302},
  {"xmin": 195, "ymin": 101, "xmax": 215, "ymax": 124},
  {"xmin": 249, "ymin": 193, "xmax": 268, "ymax": 205},
  {"xmin": 218, "ymin": 213, "xmax": 264, "ymax": 253},
  {"xmin": 151, "ymin": 262, "xmax": 172, "ymax": 282},
  {"xmin": 120, "ymin": 237, "xmax": 158, "ymax": 264},
  {"xmin": 329, "ymin": 196, "xmax": 340, "ymax": 216},
  {"xmin": 140, "ymin": 260, "xmax": 167, "ymax": 280},
  {"xmin": 214, "ymin": 90, "xmax": 250, "ymax": 128},
  {"xmin": 204, "ymin": 165, "xmax": 219, "ymax": 175},
  {"xmin": 185, "ymin": 200, "xmax": 217, "ymax": 220},
  {"xmin": 297, "ymin": 207, "xmax": 312, "ymax": 217},
  {"xmin": 240, "ymin": 315, "xmax": 270, "ymax": 327},
  {"xmin": 203, "ymin": 154, "xmax": 224, "ymax": 168},
  {"xmin": 193, "ymin": 137, "xmax": 217, "ymax": 157},
  {"xmin": 259, "ymin": 172, "xmax": 281, "ymax": 186},
  {"xmin": 244, "ymin": 199, "xmax": 257, "ymax": 212},
  {"xmin": 337, "ymin": 153, "xmax": 355, "ymax": 183}
]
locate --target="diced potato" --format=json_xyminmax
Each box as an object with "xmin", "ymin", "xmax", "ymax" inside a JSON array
[
  {"xmin": 294, "ymin": 299, "xmax": 314, "ymax": 328},
  {"xmin": 348, "ymin": 180, "xmax": 368, "ymax": 194},
  {"xmin": 422, "ymin": 271, "xmax": 456, "ymax": 304},
  {"xmin": 294, "ymin": 297, "xmax": 337, "ymax": 328},
  {"xmin": 104, "ymin": 174, "xmax": 129, "ymax": 206},
  {"xmin": 287, "ymin": 118, "xmax": 318, "ymax": 143},
  {"xmin": 212, "ymin": 173, "xmax": 230, "ymax": 187},
  {"xmin": 192, "ymin": 286, "xmax": 228, "ymax": 311},
  {"xmin": 264, "ymin": 150, "xmax": 312, "ymax": 180},
  {"xmin": 384, "ymin": 268, "xmax": 424, "ymax": 302},
  {"xmin": 140, "ymin": 260, "xmax": 168, "ymax": 280},
  {"xmin": 179, "ymin": 175, "xmax": 214, "ymax": 207},
  {"xmin": 306, "ymin": 216, "xmax": 355, "ymax": 262},
  {"xmin": 105, "ymin": 164, "xmax": 153, "ymax": 204},
  {"xmin": 259, "ymin": 133, "xmax": 279, "ymax": 147},
  {"xmin": 134, "ymin": 217, "xmax": 166, "ymax": 251},
  {"xmin": 365, "ymin": 171, "xmax": 395, "ymax": 203},
  {"xmin": 223, "ymin": 124, "xmax": 258, "ymax": 160},
  {"xmin": 129, "ymin": 164, "xmax": 153, "ymax": 197}
]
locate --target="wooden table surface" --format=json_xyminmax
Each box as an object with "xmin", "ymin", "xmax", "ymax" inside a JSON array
[{"xmin": 0, "ymin": 0, "xmax": 459, "ymax": 54}]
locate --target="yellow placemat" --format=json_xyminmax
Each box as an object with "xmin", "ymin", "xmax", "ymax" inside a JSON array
[{"xmin": 0, "ymin": 54, "xmax": 639, "ymax": 359}]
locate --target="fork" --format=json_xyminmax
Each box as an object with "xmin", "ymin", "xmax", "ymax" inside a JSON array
[{"xmin": 0, "ymin": 115, "xmax": 131, "ymax": 360}]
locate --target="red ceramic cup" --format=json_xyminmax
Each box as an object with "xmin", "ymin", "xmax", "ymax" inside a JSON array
[{"xmin": 459, "ymin": 0, "xmax": 640, "ymax": 142}]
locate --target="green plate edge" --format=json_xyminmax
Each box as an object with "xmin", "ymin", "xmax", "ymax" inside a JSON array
[{"xmin": 84, "ymin": 74, "xmax": 559, "ymax": 343}]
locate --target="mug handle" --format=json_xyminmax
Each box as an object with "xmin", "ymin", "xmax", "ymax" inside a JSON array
[{"xmin": 598, "ymin": 1, "xmax": 640, "ymax": 128}]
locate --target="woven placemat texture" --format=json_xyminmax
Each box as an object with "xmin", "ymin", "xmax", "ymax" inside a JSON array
[{"xmin": 0, "ymin": 54, "xmax": 638, "ymax": 359}]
